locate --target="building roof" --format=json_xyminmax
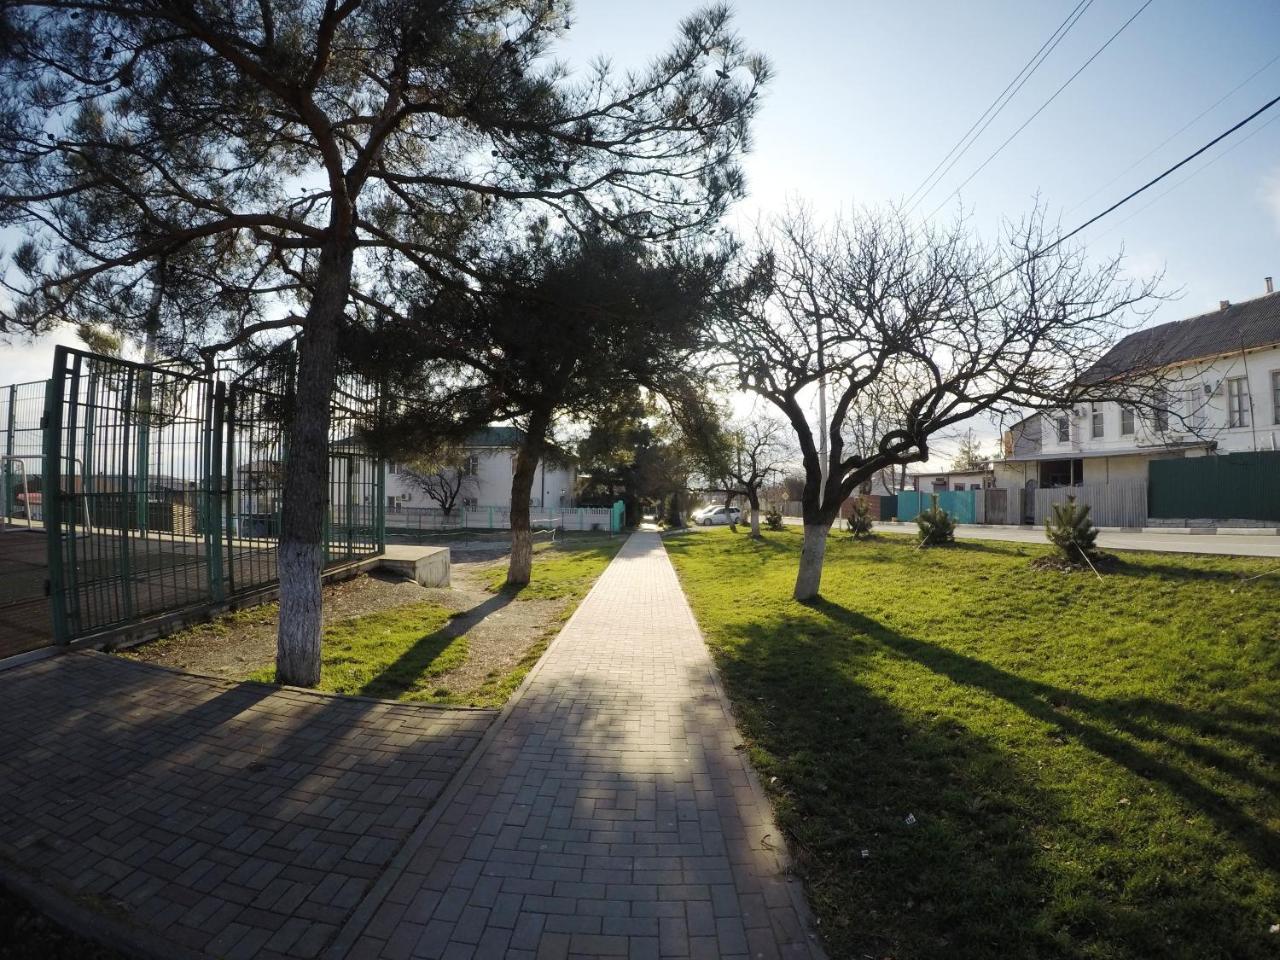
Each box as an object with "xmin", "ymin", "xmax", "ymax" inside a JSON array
[
  {"xmin": 907, "ymin": 467, "xmax": 993, "ymax": 481},
  {"xmin": 996, "ymin": 439, "xmax": 1212, "ymax": 463},
  {"xmin": 466, "ymin": 426, "xmax": 526, "ymax": 448},
  {"xmin": 1087, "ymin": 292, "xmax": 1280, "ymax": 379},
  {"xmin": 329, "ymin": 425, "xmax": 528, "ymax": 452}
]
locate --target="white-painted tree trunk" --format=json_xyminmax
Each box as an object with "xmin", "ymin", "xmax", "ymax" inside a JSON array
[
  {"xmin": 749, "ymin": 507, "xmax": 760, "ymax": 538},
  {"xmin": 276, "ymin": 541, "xmax": 323, "ymax": 686},
  {"xmin": 276, "ymin": 237, "xmax": 351, "ymax": 687},
  {"xmin": 793, "ymin": 522, "xmax": 830, "ymax": 600}
]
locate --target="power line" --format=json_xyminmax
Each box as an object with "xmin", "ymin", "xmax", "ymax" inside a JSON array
[
  {"xmin": 1048, "ymin": 90, "xmax": 1280, "ymax": 252},
  {"xmin": 927, "ymin": 0, "xmax": 1156, "ymax": 221},
  {"xmin": 1089, "ymin": 107, "xmax": 1280, "ymax": 243},
  {"xmin": 904, "ymin": 0, "xmax": 1094, "ymax": 213},
  {"xmin": 1066, "ymin": 49, "xmax": 1280, "ymax": 216}
]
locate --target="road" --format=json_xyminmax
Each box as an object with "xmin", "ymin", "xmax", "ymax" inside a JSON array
[{"xmin": 781, "ymin": 516, "xmax": 1280, "ymax": 558}]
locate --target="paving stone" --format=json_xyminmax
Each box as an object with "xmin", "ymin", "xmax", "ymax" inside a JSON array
[
  {"xmin": 0, "ymin": 653, "xmax": 493, "ymax": 960},
  {"xmin": 334, "ymin": 535, "xmax": 823, "ymax": 960}
]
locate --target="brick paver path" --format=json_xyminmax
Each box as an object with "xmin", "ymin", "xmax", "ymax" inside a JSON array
[
  {"xmin": 337, "ymin": 532, "xmax": 822, "ymax": 960},
  {"xmin": 0, "ymin": 653, "xmax": 493, "ymax": 960}
]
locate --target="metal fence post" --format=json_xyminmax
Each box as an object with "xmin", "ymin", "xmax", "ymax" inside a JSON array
[
  {"xmin": 44, "ymin": 350, "xmax": 69, "ymax": 644},
  {"xmin": 3, "ymin": 383, "xmax": 14, "ymax": 520},
  {"xmin": 205, "ymin": 378, "xmax": 226, "ymax": 603}
]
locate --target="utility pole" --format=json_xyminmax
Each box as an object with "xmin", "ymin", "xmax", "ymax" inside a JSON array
[{"xmin": 816, "ymin": 314, "xmax": 828, "ymax": 499}]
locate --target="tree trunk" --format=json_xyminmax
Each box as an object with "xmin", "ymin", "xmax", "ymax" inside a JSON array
[
  {"xmin": 793, "ymin": 522, "xmax": 831, "ymax": 601},
  {"xmin": 276, "ymin": 240, "xmax": 352, "ymax": 687},
  {"xmin": 507, "ymin": 410, "xmax": 550, "ymax": 587},
  {"xmin": 748, "ymin": 490, "xmax": 761, "ymax": 538}
]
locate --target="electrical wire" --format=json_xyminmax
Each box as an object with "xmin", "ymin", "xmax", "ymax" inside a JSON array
[
  {"xmin": 1066, "ymin": 49, "xmax": 1280, "ymax": 216},
  {"xmin": 903, "ymin": 0, "xmax": 1094, "ymax": 213},
  {"xmin": 927, "ymin": 0, "xmax": 1156, "ymax": 221},
  {"xmin": 1088, "ymin": 107, "xmax": 1280, "ymax": 243},
  {"xmin": 1046, "ymin": 90, "xmax": 1280, "ymax": 252}
]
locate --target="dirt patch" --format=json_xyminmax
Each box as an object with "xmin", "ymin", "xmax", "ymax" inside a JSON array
[
  {"xmin": 1029, "ymin": 551, "xmax": 1121, "ymax": 574},
  {"xmin": 119, "ymin": 556, "xmax": 574, "ymax": 706}
]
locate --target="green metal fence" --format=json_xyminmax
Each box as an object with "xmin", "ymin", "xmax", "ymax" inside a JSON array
[
  {"xmin": 1149, "ymin": 451, "xmax": 1280, "ymax": 522},
  {"xmin": 42, "ymin": 346, "xmax": 385, "ymax": 644},
  {"xmin": 896, "ymin": 489, "xmax": 977, "ymax": 524}
]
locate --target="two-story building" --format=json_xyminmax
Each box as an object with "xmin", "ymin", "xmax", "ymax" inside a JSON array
[{"xmin": 995, "ymin": 285, "xmax": 1280, "ymax": 497}]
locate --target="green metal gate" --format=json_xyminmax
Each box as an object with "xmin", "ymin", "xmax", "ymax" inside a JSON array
[
  {"xmin": 44, "ymin": 346, "xmax": 384, "ymax": 644},
  {"xmin": 1149, "ymin": 451, "xmax": 1280, "ymax": 521}
]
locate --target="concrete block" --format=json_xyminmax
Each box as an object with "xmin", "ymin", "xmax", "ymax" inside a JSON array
[{"xmin": 379, "ymin": 545, "xmax": 451, "ymax": 587}]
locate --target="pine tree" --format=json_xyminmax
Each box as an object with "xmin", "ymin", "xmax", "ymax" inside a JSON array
[
  {"xmin": 916, "ymin": 503, "xmax": 955, "ymax": 546},
  {"xmin": 847, "ymin": 497, "xmax": 874, "ymax": 539},
  {"xmin": 1045, "ymin": 496, "xmax": 1100, "ymax": 563}
]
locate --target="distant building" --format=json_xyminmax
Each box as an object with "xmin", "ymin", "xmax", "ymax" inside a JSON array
[
  {"xmin": 908, "ymin": 468, "xmax": 993, "ymax": 493},
  {"xmin": 384, "ymin": 426, "xmax": 576, "ymax": 512},
  {"xmin": 993, "ymin": 284, "xmax": 1280, "ymax": 492}
]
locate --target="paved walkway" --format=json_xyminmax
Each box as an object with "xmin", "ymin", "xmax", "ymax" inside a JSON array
[
  {"xmin": 0, "ymin": 654, "xmax": 494, "ymax": 960},
  {"xmin": 336, "ymin": 532, "xmax": 822, "ymax": 960}
]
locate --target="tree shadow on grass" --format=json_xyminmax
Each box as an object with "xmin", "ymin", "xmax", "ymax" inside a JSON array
[
  {"xmin": 804, "ymin": 597, "xmax": 1280, "ymax": 865},
  {"xmin": 356, "ymin": 591, "xmax": 516, "ymax": 700},
  {"xmin": 718, "ymin": 600, "xmax": 1279, "ymax": 958},
  {"xmin": 715, "ymin": 615, "xmax": 1063, "ymax": 959},
  {"xmin": 1108, "ymin": 556, "xmax": 1279, "ymax": 586}
]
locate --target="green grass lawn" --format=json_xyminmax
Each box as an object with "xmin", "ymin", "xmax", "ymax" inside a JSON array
[
  {"xmin": 665, "ymin": 527, "xmax": 1280, "ymax": 960},
  {"xmin": 251, "ymin": 537, "xmax": 622, "ymax": 705},
  {"xmin": 483, "ymin": 536, "xmax": 626, "ymax": 599}
]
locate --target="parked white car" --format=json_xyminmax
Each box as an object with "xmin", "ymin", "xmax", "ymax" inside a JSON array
[{"xmin": 696, "ymin": 505, "xmax": 742, "ymax": 526}]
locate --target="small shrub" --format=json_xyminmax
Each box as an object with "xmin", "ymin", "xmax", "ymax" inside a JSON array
[
  {"xmin": 764, "ymin": 509, "xmax": 785, "ymax": 532},
  {"xmin": 847, "ymin": 497, "xmax": 874, "ymax": 539},
  {"xmin": 1044, "ymin": 495, "xmax": 1102, "ymax": 565},
  {"xmin": 916, "ymin": 504, "xmax": 955, "ymax": 546}
]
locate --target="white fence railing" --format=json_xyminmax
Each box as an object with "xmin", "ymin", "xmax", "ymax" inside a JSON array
[{"xmin": 386, "ymin": 504, "xmax": 615, "ymax": 533}]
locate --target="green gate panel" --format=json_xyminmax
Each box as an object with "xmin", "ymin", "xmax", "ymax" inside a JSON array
[{"xmin": 1149, "ymin": 452, "xmax": 1280, "ymax": 521}]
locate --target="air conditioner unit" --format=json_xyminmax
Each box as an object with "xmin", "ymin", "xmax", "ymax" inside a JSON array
[
  {"xmin": 1072, "ymin": 406, "xmax": 1088, "ymax": 418},
  {"xmin": 1203, "ymin": 379, "xmax": 1223, "ymax": 397}
]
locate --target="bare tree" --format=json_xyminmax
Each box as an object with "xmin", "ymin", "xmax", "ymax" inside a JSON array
[
  {"xmin": 396, "ymin": 445, "xmax": 478, "ymax": 516},
  {"xmin": 717, "ymin": 203, "xmax": 1166, "ymax": 600},
  {"xmin": 699, "ymin": 417, "xmax": 791, "ymax": 537}
]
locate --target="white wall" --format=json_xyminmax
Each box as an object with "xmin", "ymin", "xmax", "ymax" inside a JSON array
[
  {"xmin": 385, "ymin": 447, "xmax": 577, "ymax": 510},
  {"xmin": 1039, "ymin": 343, "xmax": 1280, "ymax": 457}
]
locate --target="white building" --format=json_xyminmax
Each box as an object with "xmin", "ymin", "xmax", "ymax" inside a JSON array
[
  {"xmin": 385, "ymin": 426, "xmax": 576, "ymax": 513},
  {"xmin": 995, "ymin": 286, "xmax": 1280, "ymax": 495}
]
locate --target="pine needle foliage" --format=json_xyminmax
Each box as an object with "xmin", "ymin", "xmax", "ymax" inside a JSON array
[
  {"xmin": 1045, "ymin": 496, "xmax": 1100, "ymax": 563},
  {"xmin": 847, "ymin": 497, "xmax": 874, "ymax": 539},
  {"xmin": 916, "ymin": 504, "xmax": 955, "ymax": 546}
]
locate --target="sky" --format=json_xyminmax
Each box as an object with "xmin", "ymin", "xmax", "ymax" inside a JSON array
[{"xmin": 3, "ymin": 0, "xmax": 1279, "ymax": 468}]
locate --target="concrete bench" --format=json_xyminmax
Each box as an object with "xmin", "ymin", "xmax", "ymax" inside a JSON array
[{"xmin": 378, "ymin": 545, "xmax": 450, "ymax": 587}]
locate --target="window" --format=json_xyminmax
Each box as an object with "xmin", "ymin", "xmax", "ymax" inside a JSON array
[
  {"xmin": 1154, "ymin": 397, "xmax": 1170, "ymax": 432},
  {"xmin": 1227, "ymin": 376, "xmax": 1251, "ymax": 428},
  {"xmin": 461, "ymin": 454, "xmax": 480, "ymax": 476},
  {"xmin": 461, "ymin": 495, "xmax": 478, "ymax": 509},
  {"xmin": 1120, "ymin": 406, "xmax": 1135, "ymax": 436},
  {"xmin": 1090, "ymin": 403, "xmax": 1104, "ymax": 439},
  {"xmin": 1272, "ymin": 370, "xmax": 1280, "ymax": 424},
  {"xmin": 1055, "ymin": 415, "xmax": 1070, "ymax": 442}
]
